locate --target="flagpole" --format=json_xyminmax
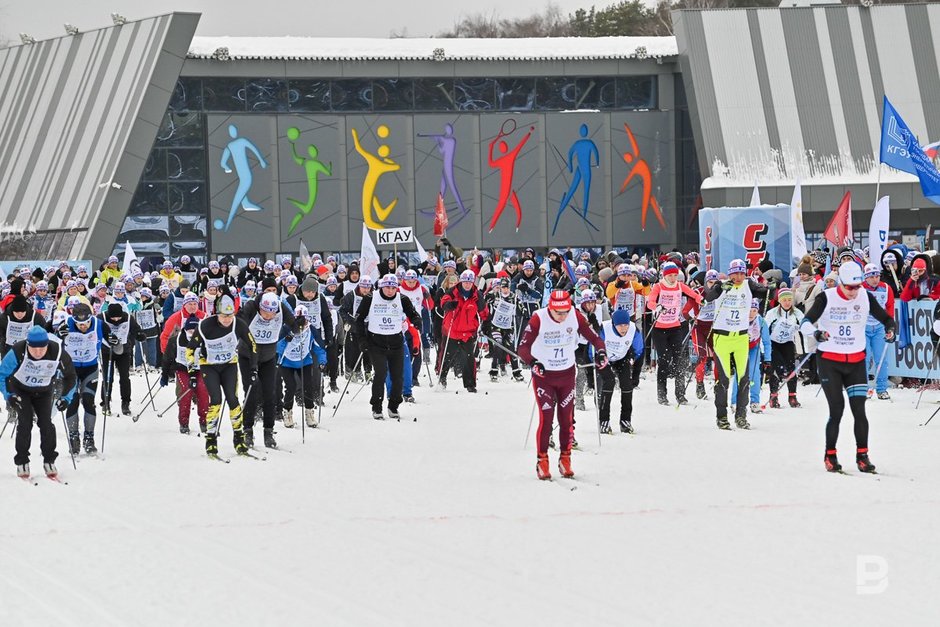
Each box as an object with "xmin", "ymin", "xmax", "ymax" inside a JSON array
[{"xmin": 874, "ymin": 162, "xmax": 883, "ymax": 204}]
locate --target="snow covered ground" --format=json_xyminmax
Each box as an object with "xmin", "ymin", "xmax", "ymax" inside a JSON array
[{"xmin": 2, "ymin": 367, "xmax": 938, "ymax": 626}]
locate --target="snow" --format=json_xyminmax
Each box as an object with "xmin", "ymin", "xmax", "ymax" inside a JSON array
[
  {"xmin": 188, "ymin": 36, "xmax": 678, "ymax": 62},
  {"xmin": 2, "ymin": 367, "xmax": 937, "ymax": 624}
]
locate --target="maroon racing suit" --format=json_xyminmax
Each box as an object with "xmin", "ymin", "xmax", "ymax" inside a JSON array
[{"xmin": 518, "ymin": 308, "xmax": 605, "ymax": 455}]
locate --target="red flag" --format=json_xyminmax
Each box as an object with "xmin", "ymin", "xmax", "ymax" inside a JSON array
[
  {"xmin": 433, "ymin": 193, "xmax": 448, "ymax": 237},
  {"xmin": 823, "ymin": 191, "xmax": 853, "ymax": 248}
]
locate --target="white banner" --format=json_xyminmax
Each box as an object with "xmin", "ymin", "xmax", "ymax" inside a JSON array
[
  {"xmin": 122, "ymin": 241, "xmax": 141, "ymax": 276},
  {"xmin": 789, "ymin": 179, "xmax": 807, "ymax": 264},
  {"xmin": 868, "ymin": 196, "xmax": 891, "ymax": 270},
  {"xmin": 749, "ymin": 181, "xmax": 761, "ymax": 207},
  {"xmin": 375, "ymin": 226, "xmax": 414, "ymax": 246},
  {"xmin": 359, "ymin": 224, "xmax": 380, "ymax": 281}
]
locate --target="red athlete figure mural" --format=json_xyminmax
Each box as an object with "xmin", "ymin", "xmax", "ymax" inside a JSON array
[
  {"xmin": 488, "ymin": 121, "xmax": 533, "ymax": 233},
  {"xmin": 619, "ymin": 123, "xmax": 667, "ymax": 231}
]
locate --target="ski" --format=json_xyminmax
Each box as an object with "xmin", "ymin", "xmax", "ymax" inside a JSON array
[
  {"xmin": 236, "ymin": 451, "xmax": 267, "ymax": 461},
  {"xmin": 20, "ymin": 476, "xmax": 38, "ymax": 486},
  {"xmin": 46, "ymin": 475, "xmax": 68, "ymax": 484},
  {"xmin": 207, "ymin": 454, "xmax": 231, "ymax": 463}
]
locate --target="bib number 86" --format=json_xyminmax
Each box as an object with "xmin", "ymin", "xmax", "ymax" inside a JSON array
[{"xmin": 837, "ymin": 325, "xmax": 852, "ymax": 337}]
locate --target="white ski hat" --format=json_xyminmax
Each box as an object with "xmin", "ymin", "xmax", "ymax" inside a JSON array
[
  {"xmin": 838, "ymin": 261, "xmax": 863, "ymax": 286},
  {"xmin": 863, "ymin": 263, "xmax": 880, "ymax": 278}
]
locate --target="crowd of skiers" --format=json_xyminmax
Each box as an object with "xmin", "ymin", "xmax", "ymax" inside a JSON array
[{"xmin": 0, "ymin": 240, "xmax": 931, "ymax": 480}]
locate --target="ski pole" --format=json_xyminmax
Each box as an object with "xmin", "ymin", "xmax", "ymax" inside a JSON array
[
  {"xmin": 593, "ymin": 375, "xmax": 602, "ymax": 447},
  {"xmin": 761, "ymin": 352, "xmax": 813, "ymax": 410},
  {"xmin": 300, "ymin": 365, "xmax": 306, "ymax": 444},
  {"xmin": 922, "ymin": 403, "xmax": 940, "ymax": 427},
  {"xmin": 101, "ymin": 353, "xmax": 114, "ymax": 454},
  {"xmin": 158, "ymin": 386, "xmax": 195, "ymax": 418},
  {"xmin": 133, "ymin": 376, "xmax": 162, "ymax": 422},
  {"xmin": 331, "ymin": 352, "xmax": 363, "ymax": 418},
  {"xmin": 60, "ymin": 410, "xmax": 77, "ymax": 470},
  {"xmin": 317, "ymin": 365, "xmax": 324, "ymax": 427},
  {"xmin": 524, "ymin": 378, "xmax": 538, "ymax": 449},
  {"xmin": 916, "ymin": 338, "xmax": 940, "ymax": 410},
  {"xmin": 867, "ymin": 343, "xmax": 891, "ymax": 399},
  {"xmin": 140, "ymin": 357, "xmax": 158, "ymax": 414}
]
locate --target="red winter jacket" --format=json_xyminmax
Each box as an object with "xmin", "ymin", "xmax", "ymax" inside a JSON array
[
  {"xmin": 160, "ymin": 308, "xmax": 206, "ymax": 352},
  {"xmin": 440, "ymin": 285, "xmax": 488, "ymax": 342}
]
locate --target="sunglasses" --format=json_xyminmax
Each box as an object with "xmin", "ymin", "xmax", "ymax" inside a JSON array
[{"xmin": 842, "ymin": 284, "xmax": 862, "ymax": 291}]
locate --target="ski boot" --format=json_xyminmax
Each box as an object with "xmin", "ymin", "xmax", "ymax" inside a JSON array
[
  {"xmin": 282, "ymin": 408, "xmax": 295, "ymax": 428},
  {"xmin": 877, "ymin": 391, "xmax": 891, "ymax": 401},
  {"xmin": 856, "ymin": 448, "xmax": 876, "ymax": 473},
  {"xmin": 388, "ymin": 409, "xmax": 401, "ymax": 421},
  {"xmin": 372, "ymin": 409, "xmax": 385, "ymax": 420},
  {"xmin": 575, "ymin": 397, "xmax": 586, "ymax": 412},
  {"xmin": 244, "ymin": 427, "xmax": 254, "ymax": 448},
  {"xmin": 749, "ymin": 403, "xmax": 762, "ymax": 414},
  {"xmin": 824, "ymin": 449, "xmax": 841, "ymax": 473},
  {"xmin": 263, "ymin": 428, "xmax": 277, "ymax": 449},
  {"xmin": 305, "ymin": 407, "xmax": 318, "ymax": 428},
  {"xmin": 205, "ymin": 434, "xmax": 219, "ymax": 456},
  {"xmin": 121, "ymin": 402, "xmax": 131, "ymax": 417},
  {"xmin": 769, "ymin": 393, "xmax": 781, "ymax": 409},
  {"xmin": 412, "ymin": 378, "xmax": 420, "ymax": 388},
  {"xmin": 43, "ymin": 463, "xmax": 57, "ymax": 479},
  {"xmin": 735, "ymin": 414, "xmax": 751, "ymax": 430},
  {"xmin": 329, "ymin": 381, "xmax": 340, "ymax": 393},
  {"xmin": 620, "ymin": 420, "xmax": 635, "ymax": 434},
  {"xmin": 512, "ymin": 371, "xmax": 525, "ymax": 382},
  {"xmin": 788, "ymin": 393, "xmax": 801, "ymax": 408},
  {"xmin": 571, "ymin": 438, "xmax": 579, "ymax": 450},
  {"xmin": 403, "ymin": 395, "xmax": 415, "ymax": 403},
  {"xmin": 179, "ymin": 425, "xmax": 190, "ymax": 435},
  {"xmin": 657, "ymin": 394, "xmax": 669, "ymax": 406},
  {"xmin": 536, "ymin": 453, "xmax": 551, "ymax": 480},
  {"xmin": 696, "ymin": 382, "xmax": 707, "ymax": 400},
  {"xmin": 558, "ymin": 450, "xmax": 574, "ymax": 478},
  {"xmin": 676, "ymin": 395, "xmax": 689, "ymax": 406},
  {"xmin": 83, "ymin": 431, "xmax": 97, "ymax": 454},
  {"xmin": 489, "ymin": 371, "xmax": 499, "ymax": 383},
  {"xmin": 549, "ymin": 433, "xmax": 556, "ymax": 449},
  {"xmin": 599, "ymin": 421, "xmax": 612, "ymax": 435},
  {"xmin": 466, "ymin": 386, "xmax": 477, "ymax": 393},
  {"xmin": 16, "ymin": 463, "xmax": 29, "ymax": 479},
  {"xmin": 68, "ymin": 431, "xmax": 81, "ymax": 455},
  {"xmin": 438, "ymin": 378, "xmax": 447, "ymax": 390},
  {"xmin": 199, "ymin": 421, "xmax": 207, "ymax": 434},
  {"xmin": 234, "ymin": 430, "xmax": 248, "ymax": 455},
  {"xmin": 717, "ymin": 415, "xmax": 731, "ymax": 430}
]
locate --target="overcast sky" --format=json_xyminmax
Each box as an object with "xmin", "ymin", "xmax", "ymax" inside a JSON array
[{"xmin": 0, "ymin": 0, "xmax": 603, "ymax": 41}]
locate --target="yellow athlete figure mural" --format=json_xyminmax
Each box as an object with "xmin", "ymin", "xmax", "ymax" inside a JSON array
[{"xmin": 350, "ymin": 124, "xmax": 400, "ymax": 229}]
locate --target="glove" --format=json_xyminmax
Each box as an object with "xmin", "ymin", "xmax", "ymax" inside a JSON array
[
  {"xmin": 654, "ymin": 305, "xmax": 664, "ymax": 316},
  {"xmin": 284, "ymin": 332, "xmax": 295, "ymax": 343},
  {"xmin": 188, "ymin": 369, "xmax": 199, "ymax": 389},
  {"xmin": 136, "ymin": 331, "xmax": 147, "ymax": 341},
  {"xmin": 55, "ymin": 398, "xmax": 69, "ymax": 412},
  {"xmin": 442, "ymin": 300, "xmax": 458, "ymax": 311},
  {"xmin": 530, "ymin": 360, "xmax": 545, "ymax": 377},
  {"xmin": 106, "ymin": 334, "xmax": 120, "ymax": 347},
  {"xmin": 249, "ymin": 369, "xmax": 258, "ymax": 383},
  {"xmin": 814, "ymin": 330, "xmax": 830, "ymax": 343},
  {"xmin": 318, "ymin": 362, "xmax": 327, "ymax": 373},
  {"xmin": 885, "ymin": 329, "xmax": 896, "ymax": 343},
  {"xmin": 57, "ymin": 326, "xmax": 69, "ymax": 340},
  {"xmin": 761, "ymin": 361, "xmax": 772, "ymax": 377},
  {"xmin": 721, "ymin": 282, "xmax": 733, "ymax": 292},
  {"xmin": 595, "ymin": 349, "xmax": 609, "ymax": 369},
  {"xmin": 359, "ymin": 338, "xmax": 369, "ymax": 353},
  {"xmin": 8, "ymin": 395, "xmax": 23, "ymax": 413},
  {"xmin": 160, "ymin": 374, "xmax": 169, "ymax": 388}
]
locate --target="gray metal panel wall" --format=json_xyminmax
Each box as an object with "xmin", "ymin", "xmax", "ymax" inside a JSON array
[{"xmin": 0, "ymin": 13, "xmax": 200, "ymax": 261}]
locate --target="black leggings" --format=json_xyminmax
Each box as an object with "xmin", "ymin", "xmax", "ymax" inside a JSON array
[
  {"xmin": 241, "ymin": 357, "xmax": 278, "ymax": 429},
  {"xmin": 369, "ymin": 343, "xmax": 404, "ymax": 412},
  {"xmin": 818, "ymin": 357, "xmax": 869, "ymax": 451},
  {"xmin": 67, "ymin": 365, "xmax": 98, "ymax": 434},
  {"xmin": 439, "ymin": 337, "xmax": 476, "ymax": 389},
  {"xmin": 598, "ymin": 358, "xmax": 634, "ymax": 425},
  {"xmin": 652, "ymin": 326, "xmax": 685, "ymax": 397},
  {"xmin": 13, "ymin": 389, "xmax": 56, "ymax": 465},
  {"xmin": 280, "ymin": 364, "xmax": 318, "ymax": 410},
  {"xmin": 202, "ymin": 363, "xmax": 240, "ymax": 409},
  {"xmin": 769, "ymin": 342, "xmax": 798, "ymax": 395},
  {"xmin": 100, "ymin": 349, "xmax": 132, "ymax": 405}
]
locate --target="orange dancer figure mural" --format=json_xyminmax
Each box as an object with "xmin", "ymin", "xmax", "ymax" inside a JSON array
[{"xmin": 619, "ymin": 123, "xmax": 667, "ymax": 232}]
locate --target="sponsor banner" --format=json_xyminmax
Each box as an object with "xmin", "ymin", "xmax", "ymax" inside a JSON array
[
  {"xmin": 888, "ymin": 300, "xmax": 940, "ymax": 378},
  {"xmin": 698, "ymin": 205, "xmax": 792, "ymax": 274}
]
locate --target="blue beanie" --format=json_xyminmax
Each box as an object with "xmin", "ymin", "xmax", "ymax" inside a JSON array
[
  {"xmin": 611, "ymin": 309, "xmax": 631, "ymax": 328},
  {"xmin": 27, "ymin": 325, "xmax": 49, "ymax": 347}
]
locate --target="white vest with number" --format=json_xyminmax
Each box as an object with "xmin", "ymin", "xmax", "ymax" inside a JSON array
[
  {"xmin": 201, "ymin": 320, "xmax": 238, "ymax": 364},
  {"xmin": 529, "ymin": 309, "xmax": 578, "ymax": 371},
  {"xmin": 613, "ymin": 286, "xmax": 635, "ymax": 314},
  {"xmin": 5, "ymin": 320, "xmax": 31, "ymax": 346},
  {"xmin": 769, "ymin": 309, "xmax": 800, "ymax": 344},
  {"xmin": 296, "ymin": 298, "xmax": 322, "ymax": 330},
  {"xmin": 368, "ymin": 294, "xmax": 403, "ymax": 336},
  {"xmin": 602, "ymin": 319, "xmax": 635, "ymax": 362},
  {"xmin": 400, "ymin": 283, "xmax": 424, "ymax": 315},
  {"xmin": 13, "ymin": 351, "xmax": 60, "ymax": 388},
  {"xmin": 696, "ymin": 298, "xmax": 717, "ymax": 323},
  {"xmin": 284, "ymin": 327, "xmax": 311, "ymax": 362},
  {"xmin": 817, "ymin": 287, "xmax": 868, "ymax": 354},
  {"xmin": 866, "ymin": 284, "xmax": 889, "ymax": 327},
  {"xmin": 64, "ymin": 319, "xmax": 99, "ymax": 363},
  {"xmin": 491, "ymin": 298, "xmax": 515, "ymax": 330},
  {"xmin": 248, "ymin": 310, "xmax": 282, "ymax": 345},
  {"xmin": 175, "ymin": 339, "xmax": 190, "ymax": 367},
  {"xmin": 712, "ymin": 283, "xmax": 753, "ymax": 333},
  {"xmin": 137, "ymin": 308, "xmax": 156, "ymax": 330},
  {"xmin": 109, "ymin": 320, "xmax": 130, "ymax": 344}
]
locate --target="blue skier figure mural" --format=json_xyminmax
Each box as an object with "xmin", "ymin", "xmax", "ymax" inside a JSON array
[
  {"xmin": 217, "ymin": 124, "xmax": 268, "ymax": 231},
  {"xmin": 551, "ymin": 123, "xmax": 599, "ymax": 236},
  {"xmin": 418, "ymin": 123, "xmax": 469, "ymax": 227}
]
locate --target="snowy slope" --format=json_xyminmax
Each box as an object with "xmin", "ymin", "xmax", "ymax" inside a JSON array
[{"xmin": 1, "ymin": 367, "xmax": 937, "ymax": 626}]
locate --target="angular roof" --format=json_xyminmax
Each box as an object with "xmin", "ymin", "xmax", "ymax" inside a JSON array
[{"xmin": 188, "ymin": 36, "xmax": 678, "ymax": 62}]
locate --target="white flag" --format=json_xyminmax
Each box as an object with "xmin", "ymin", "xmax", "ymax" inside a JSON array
[
  {"xmin": 415, "ymin": 237, "xmax": 428, "ymax": 264},
  {"xmin": 750, "ymin": 181, "xmax": 761, "ymax": 207},
  {"xmin": 122, "ymin": 241, "xmax": 141, "ymax": 276},
  {"xmin": 789, "ymin": 179, "xmax": 807, "ymax": 264},
  {"xmin": 299, "ymin": 239, "xmax": 312, "ymax": 273},
  {"xmin": 359, "ymin": 224, "xmax": 380, "ymax": 281},
  {"xmin": 868, "ymin": 196, "xmax": 891, "ymax": 270}
]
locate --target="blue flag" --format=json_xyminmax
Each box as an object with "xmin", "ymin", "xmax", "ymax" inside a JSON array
[{"xmin": 880, "ymin": 96, "xmax": 940, "ymax": 204}]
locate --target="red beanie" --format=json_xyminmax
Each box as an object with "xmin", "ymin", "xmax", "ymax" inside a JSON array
[
  {"xmin": 913, "ymin": 258, "xmax": 927, "ymax": 271},
  {"xmin": 548, "ymin": 290, "xmax": 571, "ymax": 312}
]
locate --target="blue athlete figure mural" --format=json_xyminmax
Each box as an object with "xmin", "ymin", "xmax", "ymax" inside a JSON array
[
  {"xmin": 551, "ymin": 123, "xmax": 599, "ymax": 236},
  {"xmin": 217, "ymin": 124, "xmax": 268, "ymax": 231}
]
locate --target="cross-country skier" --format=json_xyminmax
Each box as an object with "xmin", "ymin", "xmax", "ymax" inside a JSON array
[
  {"xmin": 56, "ymin": 303, "xmax": 104, "ymax": 454},
  {"xmin": 438, "ymin": 270, "xmax": 487, "ymax": 392},
  {"xmin": 161, "ymin": 315, "xmax": 209, "ymax": 434},
  {"xmin": 764, "ymin": 286, "xmax": 805, "ymax": 409},
  {"xmin": 484, "ymin": 277, "xmax": 524, "ymax": 382},
  {"xmin": 0, "ymin": 295, "xmax": 45, "ymax": 357},
  {"xmin": 862, "ymin": 263, "xmax": 895, "ymax": 400},
  {"xmin": 277, "ymin": 305, "xmax": 326, "ymax": 428},
  {"xmin": 646, "ymin": 261, "xmax": 702, "ymax": 405},
  {"xmin": 597, "ymin": 308, "xmax": 644, "ymax": 434},
  {"xmin": 98, "ymin": 303, "xmax": 146, "ymax": 416}
]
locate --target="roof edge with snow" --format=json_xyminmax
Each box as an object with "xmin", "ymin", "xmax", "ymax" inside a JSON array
[{"xmin": 187, "ymin": 36, "xmax": 678, "ymax": 62}]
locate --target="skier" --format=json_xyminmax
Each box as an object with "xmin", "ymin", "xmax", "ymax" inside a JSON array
[
  {"xmin": 0, "ymin": 326, "xmax": 77, "ymax": 479},
  {"xmin": 518, "ymin": 290, "xmax": 607, "ymax": 480},
  {"xmin": 277, "ymin": 305, "xmax": 326, "ymax": 428},
  {"xmin": 682, "ymin": 269, "xmax": 719, "ymax": 400},
  {"xmin": 339, "ymin": 275, "xmax": 373, "ymax": 381},
  {"xmin": 322, "ymin": 275, "xmax": 343, "ymax": 392},
  {"xmin": 55, "ymin": 303, "xmax": 104, "ymax": 454},
  {"xmin": 1, "ymin": 295, "xmax": 46, "ymax": 357},
  {"xmin": 186, "ymin": 295, "xmax": 258, "ymax": 458},
  {"xmin": 799, "ymin": 262, "xmax": 896, "ymax": 473},
  {"xmin": 355, "ymin": 274, "xmax": 421, "ymax": 419},
  {"xmin": 438, "ymin": 270, "xmax": 487, "ymax": 393},
  {"xmin": 574, "ymin": 288, "xmax": 602, "ymax": 411},
  {"xmin": 597, "ymin": 309, "xmax": 644, "ymax": 434},
  {"xmin": 764, "ymin": 287, "xmax": 805, "ymax": 409},
  {"xmin": 510, "ymin": 259, "xmax": 543, "ymax": 327},
  {"xmin": 862, "ymin": 263, "xmax": 895, "ymax": 400},
  {"xmin": 99, "ymin": 303, "xmax": 146, "ymax": 416},
  {"xmin": 399, "ymin": 270, "xmax": 430, "ymax": 386},
  {"xmin": 238, "ymin": 291, "xmax": 294, "ymax": 445},
  {"xmin": 161, "ymin": 315, "xmax": 210, "ymax": 434},
  {"xmin": 646, "ymin": 261, "xmax": 702, "ymax": 405},
  {"xmin": 484, "ymin": 277, "xmax": 524, "ymax": 382}
]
